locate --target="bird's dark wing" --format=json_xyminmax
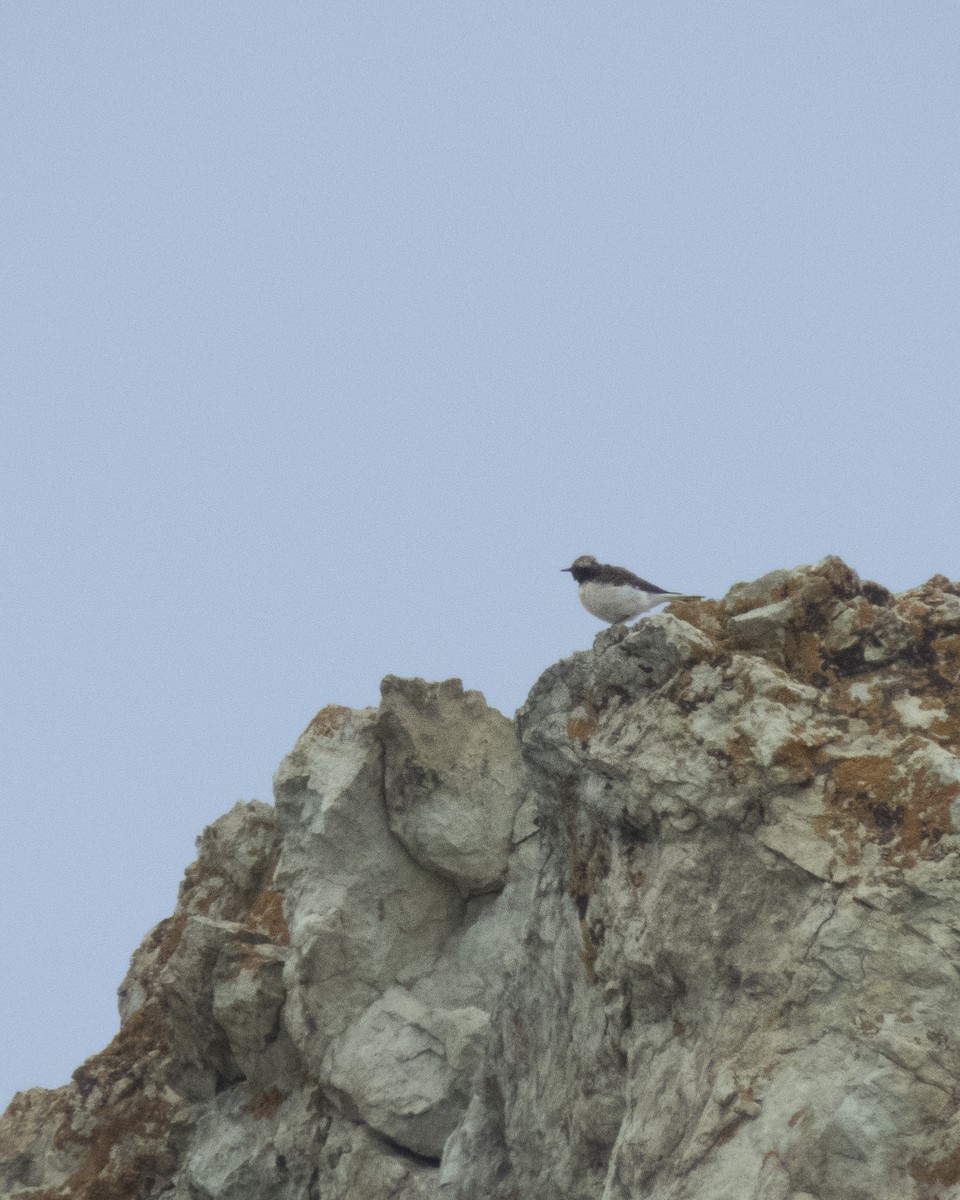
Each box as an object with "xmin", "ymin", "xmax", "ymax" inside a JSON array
[{"xmin": 596, "ymin": 563, "xmax": 669, "ymax": 592}]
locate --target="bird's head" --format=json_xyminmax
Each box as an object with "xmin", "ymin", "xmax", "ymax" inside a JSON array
[{"xmin": 562, "ymin": 555, "xmax": 599, "ymax": 577}]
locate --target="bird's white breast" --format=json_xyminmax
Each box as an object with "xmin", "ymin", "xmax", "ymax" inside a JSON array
[{"xmin": 578, "ymin": 581, "xmax": 673, "ymax": 623}]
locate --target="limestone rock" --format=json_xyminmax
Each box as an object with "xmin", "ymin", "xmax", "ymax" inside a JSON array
[
  {"xmin": 378, "ymin": 675, "xmax": 523, "ymax": 895},
  {"xmin": 7, "ymin": 558, "xmax": 960, "ymax": 1200},
  {"xmin": 0, "ymin": 684, "xmax": 530, "ymax": 1199},
  {"xmin": 325, "ymin": 988, "xmax": 489, "ymax": 1157},
  {"xmin": 444, "ymin": 558, "xmax": 960, "ymax": 1200}
]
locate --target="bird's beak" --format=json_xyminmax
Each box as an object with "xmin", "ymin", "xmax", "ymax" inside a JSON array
[{"xmin": 561, "ymin": 567, "xmax": 572, "ymax": 573}]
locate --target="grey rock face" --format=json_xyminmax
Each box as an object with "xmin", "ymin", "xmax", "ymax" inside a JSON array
[
  {"xmin": 0, "ymin": 685, "xmax": 532, "ymax": 1200},
  {"xmin": 443, "ymin": 558, "xmax": 960, "ymax": 1200},
  {"xmin": 6, "ymin": 557, "xmax": 960, "ymax": 1200},
  {"xmin": 378, "ymin": 675, "xmax": 523, "ymax": 895}
]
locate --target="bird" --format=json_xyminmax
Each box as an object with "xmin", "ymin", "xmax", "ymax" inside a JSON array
[{"xmin": 562, "ymin": 555, "xmax": 701, "ymax": 624}]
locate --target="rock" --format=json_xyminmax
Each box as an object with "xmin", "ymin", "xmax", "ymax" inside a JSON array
[
  {"xmin": 0, "ymin": 684, "xmax": 530, "ymax": 1199},
  {"xmin": 273, "ymin": 703, "xmax": 464, "ymax": 1067},
  {"xmin": 377, "ymin": 675, "xmax": 524, "ymax": 895},
  {"xmin": 727, "ymin": 596, "xmax": 795, "ymax": 654},
  {"xmin": 325, "ymin": 988, "xmax": 489, "ymax": 1158},
  {"xmin": 269, "ymin": 693, "xmax": 531, "ymax": 1166},
  {"xmin": 6, "ymin": 558, "xmax": 960, "ymax": 1200},
  {"xmin": 442, "ymin": 558, "xmax": 960, "ymax": 1200}
]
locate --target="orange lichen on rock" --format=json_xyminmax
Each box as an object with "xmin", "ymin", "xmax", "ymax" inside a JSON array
[
  {"xmin": 244, "ymin": 887, "xmax": 290, "ymax": 946},
  {"xmin": 154, "ymin": 913, "xmax": 188, "ymax": 967},
  {"xmin": 910, "ymin": 1144, "xmax": 960, "ymax": 1187},
  {"xmin": 43, "ymin": 1093, "xmax": 176, "ymax": 1200},
  {"xmin": 567, "ymin": 700, "xmax": 599, "ymax": 745},
  {"xmin": 897, "ymin": 765, "xmax": 957, "ymax": 863},
  {"xmin": 567, "ymin": 715, "xmax": 597, "ymax": 744},
  {"xmin": 831, "ymin": 754, "xmax": 898, "ymax": 811},
  {"xmin": 249, "ymin": 1086, "xmax": 286, "ymax": 1121},
  {"xmin": 814, "ymin": 753, "xmax": 957, "ymax": 869},
  {"xmin": 15, "ymin": 1005, "xmax": 181, "ymax": 1200},
  {"xmin": 933, "ymin": 633, "xmax": 960, "ymax": 686},
  {"xmin": 72, "ymin": 1004, "xmax": 172, "ymax": 1102},
  {"xmin": 783, "ymin": 628, "xmax": 826, "ymax": 684},
  {"xmin": 770, "ymin": 737, "xmax": 817, "ymax": 784},
  {"xmin": 308, "ymin": 704, "xmax": 351, "ymax": 736},
  {"xmin": 722, "ymin": 729, "xmax": 757, "ymax": 782}
]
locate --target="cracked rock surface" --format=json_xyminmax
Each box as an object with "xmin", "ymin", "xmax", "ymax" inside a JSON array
[{"xmin": 5, "ymin": 559, "xmax": 960, "ymax": 1199}]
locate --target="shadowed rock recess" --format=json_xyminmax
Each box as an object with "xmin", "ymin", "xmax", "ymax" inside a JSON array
[{"xmin": 5, "ymin": 560, "xmax": 960, "ymax": 1200}]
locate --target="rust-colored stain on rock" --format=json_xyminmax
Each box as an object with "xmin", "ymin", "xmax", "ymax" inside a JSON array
[
  {"xmin": 245, "ymin": 886, "xmax": 290, "ymax": 946},
  {"xmin": 249, "ymin": 1086, "xmax": 286, "ymax": 1121},
  {"xmin": 16, "ymin": 1005, "xmax": 180, "ymax": 1200},
  {"xmin": 309, "ymin": 704, "xmax": 351, "ymax": 736},
  {"xmin": 910, "ymin": 1144, "xmax": 960, "ymax": 1187},
  {"xmin": 815, "ymin": 754, "xmax": 957, "ymax": 868}
]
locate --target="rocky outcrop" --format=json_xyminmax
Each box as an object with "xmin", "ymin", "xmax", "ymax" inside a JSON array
[
  {"xmin": 1, "ymin": 678, "xmax": 533, "ymax": 1200},
  {"xmin": 5, "ymin": 558, "xmax": 960, "ymax": 1199}
]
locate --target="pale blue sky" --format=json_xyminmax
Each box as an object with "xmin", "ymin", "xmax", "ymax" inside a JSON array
[{"xmin": 3, "ymin": 3, "xmax": 959, "ymax": 1106}]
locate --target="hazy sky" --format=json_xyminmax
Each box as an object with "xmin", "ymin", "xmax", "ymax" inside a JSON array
[{"xmin": 3, "ymin": 3, "xmax": 959, "ymax": 1107}]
